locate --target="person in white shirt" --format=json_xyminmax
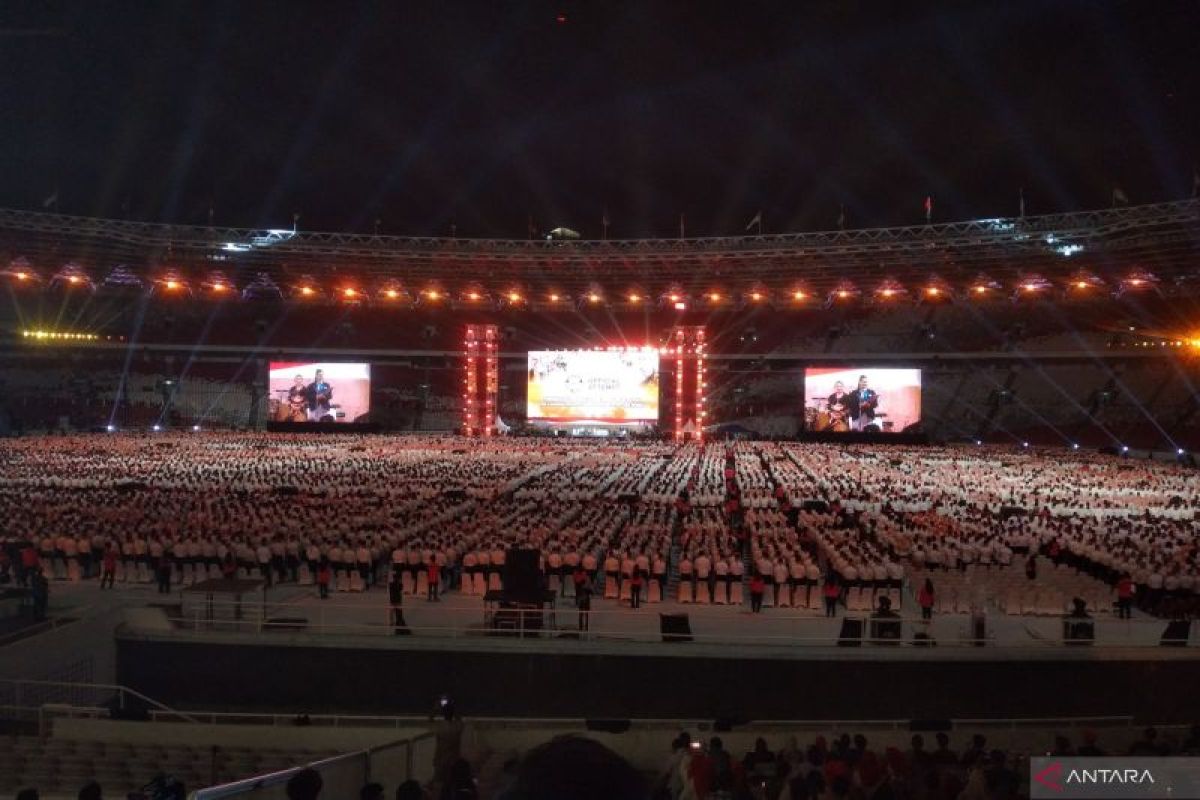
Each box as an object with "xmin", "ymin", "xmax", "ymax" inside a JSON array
[{"xmin": 256, "ymin": 542, "xmax": 273, "ymax": 587}]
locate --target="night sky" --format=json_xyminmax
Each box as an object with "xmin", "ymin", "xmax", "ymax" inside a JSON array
[{"xmin": 2, "ymin": 1, "xmax": 1198, "ymax": 238}]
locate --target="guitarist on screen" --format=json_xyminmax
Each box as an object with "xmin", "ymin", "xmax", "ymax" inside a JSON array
[
  {"xmin": 286, "ymin": 374, "xmax": 309, "ymax": 422},
  {"xmin": 305, "ymin": 368, "xmax": 334, "ymax": 422},
  {"xmin": 848, "ymin": 374, "xmax": 879, "ymax": 432}
]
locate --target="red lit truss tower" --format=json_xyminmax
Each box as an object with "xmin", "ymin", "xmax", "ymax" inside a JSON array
[
  {"xmin": 669, "ymin": 326, "xmax": 706, "ymax": 441},
  {"xmin": 463, "ymin": 324, "xmax": 499, "ymax": 436}
]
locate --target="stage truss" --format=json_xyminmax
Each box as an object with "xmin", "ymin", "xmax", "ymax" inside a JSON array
[{"xmin": 463, "ymin": 324, "xmax": 499, "ymax": 436}]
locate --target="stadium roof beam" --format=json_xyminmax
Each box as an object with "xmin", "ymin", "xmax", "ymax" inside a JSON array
[{"xmin": 0, "ymin": 200, "xmax": 1195, "ymax": 294}]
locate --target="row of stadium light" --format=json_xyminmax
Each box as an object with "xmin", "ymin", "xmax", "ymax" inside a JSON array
[
  {"xmin": 1, "ymin": 260, "xmax": 1169, "ymax": 306},
  {"xmin": 21, "ymin": 330, "xmax": 101, "ymax": 341}
]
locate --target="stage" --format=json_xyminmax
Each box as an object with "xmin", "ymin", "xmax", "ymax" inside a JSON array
[{"xmin": 265, "ymin": 421, "xmax": 381, "ymax": 433}]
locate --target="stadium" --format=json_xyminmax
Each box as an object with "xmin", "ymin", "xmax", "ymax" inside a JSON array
[{"xmin": 2, "ymin": 4, "xmax": 1200, "ymax": 800}]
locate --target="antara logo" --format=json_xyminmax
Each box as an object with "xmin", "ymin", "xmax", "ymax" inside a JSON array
[
  {"xmin": 1034, "ymin": 763, "xmax": 1064, "ymax": 792},
  {"xmin": 1067, "ymin": 769, "xmax": 1155, "ymax": 786}
]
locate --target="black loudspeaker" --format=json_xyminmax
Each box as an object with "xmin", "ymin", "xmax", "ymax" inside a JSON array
[
  {"xmin": 1160, "ymin": 620, "xmax": 1191, "ymax": 647},
  {"xmin": 660, "ymin": 613, "xmax": 693, "ymax": 642},
  {"xmin": 585, "ymin": 719, "xmax": 631, "ymax": 733},
  {"xmin": 1063, "ymin": 619, "xmax": 1094, "ymax": 645},
  {"xmin": 503, "ymin": 549, "xmax": 543, "ymax": 603},
  {"xmin": 838, "ymin": 617, "xmax": 863, "ymax": 646}
]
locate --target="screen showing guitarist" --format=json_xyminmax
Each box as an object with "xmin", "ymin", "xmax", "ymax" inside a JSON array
[
  {"xmin": 306, "ymin": 369, "xmax": 334, "ymax": 422},
  {"xmin": 826, "ymin": 381, "xmax": 850, "ymax": 431},
  {"xmin": 285, "ymin": 374, "xmax": 308, "ymax": 421},
  {"xmin": 848, "ymin": 374, "xmax": 879, "ymax": 431}
]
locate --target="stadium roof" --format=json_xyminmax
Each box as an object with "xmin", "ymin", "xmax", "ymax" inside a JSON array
[{"xmin": 0, "ymin": 200, "xmax": 1197, "ymax": 297}]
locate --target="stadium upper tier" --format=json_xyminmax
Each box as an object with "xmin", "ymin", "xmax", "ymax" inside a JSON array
[{"xmin": 0, "ymin": 200, "xmax": 1198, "ymax": 298}]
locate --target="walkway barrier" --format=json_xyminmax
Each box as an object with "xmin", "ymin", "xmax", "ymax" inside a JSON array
[
  {"xmin": 188, "ymin": 734, "xmax": 436, "ymax": 800},
  {"xmin": 157, "ymin": 597, "xmax": 1197, "ymax": 651}
]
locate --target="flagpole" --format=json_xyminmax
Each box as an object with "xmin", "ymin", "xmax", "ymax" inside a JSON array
[{"xmin": 679, "ymin": 213, "xmax": 685, "ymax": 240}]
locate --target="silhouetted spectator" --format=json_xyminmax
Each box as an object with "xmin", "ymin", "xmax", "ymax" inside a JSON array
[
  {"xmin": 286, "ymin": 769, "xmax": 323, "ymax": 800},
  {"xmin": 1129, "ymin": 727, "xmax": 1169, "ymax": 756},
  {"xmin": 440, "ymin": 759, "xmax": 478, "ymax": 800},
  {"xmin": 506, "ymin": 735, "xmax": 646, "ymax": 800},
  {"xmin": 395, "ymin": 781, "xmax": 423, "ymax": 800},
  {"xmin": 1077, "ymin": 730, "xmax": 1106, "ymax": 757}
]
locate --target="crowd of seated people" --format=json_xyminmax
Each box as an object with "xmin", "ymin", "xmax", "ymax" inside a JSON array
[
  {"xmin": 11, "ymin": 723, "xmax": 1200, "ymax": 800},
  {"xmin": 0, "ymin": 434, "xmax": 1196, "ymax": 621},
  {"xmin": 652, "ymin": 724, "xmax": 1200, "ymax": 800}
]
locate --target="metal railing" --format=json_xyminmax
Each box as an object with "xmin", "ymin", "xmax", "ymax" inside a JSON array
[
  {"xmin": 152, "ymin": 708, "xmax": 1138, "ymax": 734},
  {"xmin": 158, "ymin": 597, "xmax": 1197, "ymax": 651},
  {"xmin": 0, "ymin": 677, "xmax": 199, "ymax": 727},
  {"xmin": 188, "ymin": 732, "xmax": 437, "ymax": 800}
]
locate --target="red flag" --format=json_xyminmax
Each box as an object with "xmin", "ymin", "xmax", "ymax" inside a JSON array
[{"xmin": 923, "ymin": 196, "xmax": 933, "ymax": 223}]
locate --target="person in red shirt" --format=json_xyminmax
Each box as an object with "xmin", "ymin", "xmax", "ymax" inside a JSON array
[
  {"xmin": 687, "ymin": 744, "xmax": 713, "ymax": 799},
  {"xmin": 316, "ymin": 559, "xmax": 332, "ymax": 600},
  {"xmin": 917, "ymin": 578, "xmax": 935, "ymax": 620},
  {"xmin": 100, "ymin": 545, "xmax": 118, "ymax": 590},
  {"xmin": 427, "ymin": 559, "xmax": 441, "ymax": 602},
  {"xmin": 19, "ymin": 544, "xmax": 38, "ymax": 588},
  {"xmin": 823, "ymin": 574, "xmax": 841, "ymax": 618},
  {"xmin": 629, "ymin": 570, "xmax": 644, "ymax": 609},
  {"xmin": 1116, "ymin": 573, "xmax": 1135, "ymax": 619},
  {"xmin": 749, "ymin": 574, "xmax": 766, "ymax": 613}
]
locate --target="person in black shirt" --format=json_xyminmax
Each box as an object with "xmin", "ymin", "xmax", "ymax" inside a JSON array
[
  {"xmin": 305, "ymin": 369, "xmax": 334, "ymax": 422},
  {"xmin": 847, "ymin": 375, "xmax": 880, "ymax": 432},
  {"xmin": 576, "ymin": 582, "xmax": 592, "ymax": 631},
  {"xmin": 389, "ymin": 572, "xmax": 408, "ymax": 635}
]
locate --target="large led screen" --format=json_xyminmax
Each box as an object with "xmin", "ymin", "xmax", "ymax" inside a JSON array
[
  {"xmin": 804, "ymin": 367, "xmax": 921, "ymax": 433},
  {"xmin": 268, "ymin": 361, "xmax": 371, "ymax": 423},
  {"xmin": 527, "ymin": 350, "xmax": 660, "ymax": 424}
]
